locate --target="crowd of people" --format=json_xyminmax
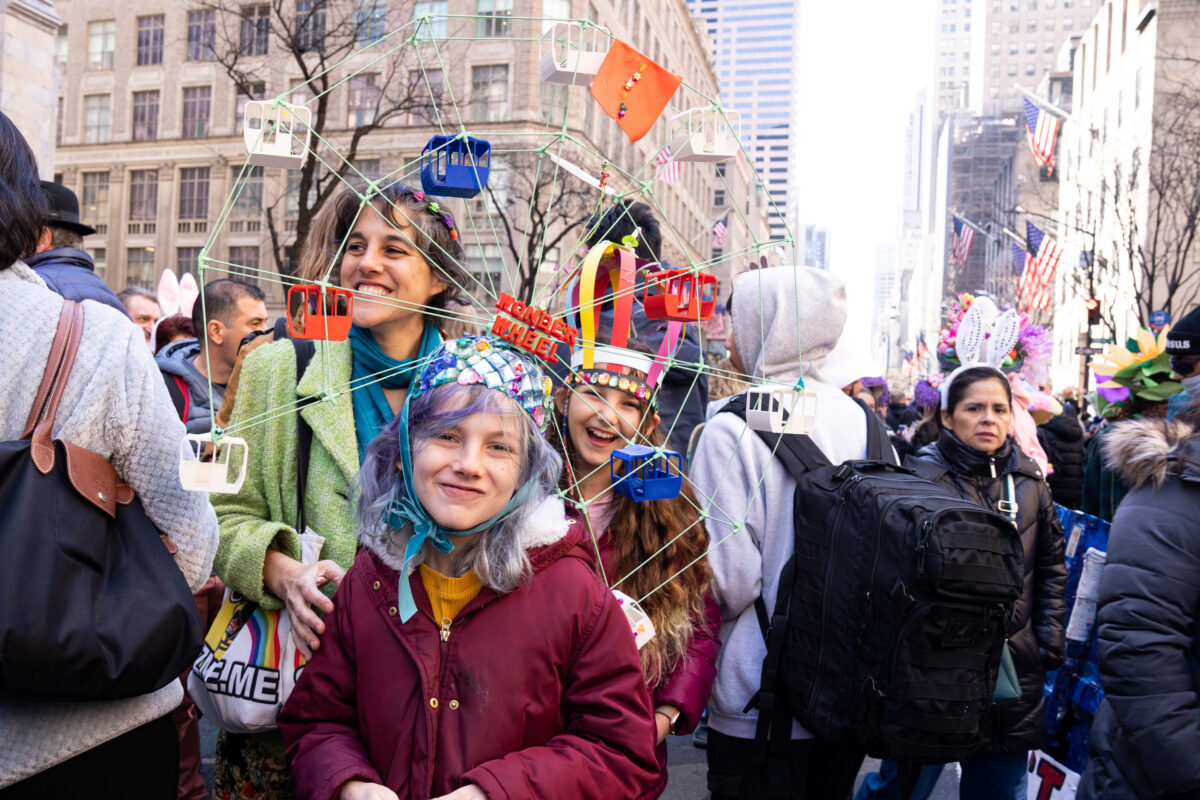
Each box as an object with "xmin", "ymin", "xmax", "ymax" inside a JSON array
[{"xmin": 2, "ymin": 105, "xmax": 1198, "ymax": 800}]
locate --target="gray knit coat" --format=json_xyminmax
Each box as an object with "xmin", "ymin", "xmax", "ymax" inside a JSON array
[{"xmin": 0, "ymin": 262, "xmax": 219, "ymax": 787}]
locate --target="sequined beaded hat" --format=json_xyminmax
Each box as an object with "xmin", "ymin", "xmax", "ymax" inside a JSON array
[{"xmin": 410, "ymin": 334, "xmax": 554, "ymax": 431}]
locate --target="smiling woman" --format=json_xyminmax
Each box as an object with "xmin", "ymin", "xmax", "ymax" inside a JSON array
[{"xmin": 208, "ymin": 181, "xmax": 470, "ymax": 799}]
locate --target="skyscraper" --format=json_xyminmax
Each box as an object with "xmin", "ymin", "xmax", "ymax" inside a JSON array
[
  {"xmin": 803, "ymin": 224, "xmax": 830, "ymax": 271},
  {"xmin": 688, "ymin": 0, "xmax": 799, "ymax": 242},
  {"xmin": 971, "ymin": 0, "xmax": 1099, "ymax": 115}
]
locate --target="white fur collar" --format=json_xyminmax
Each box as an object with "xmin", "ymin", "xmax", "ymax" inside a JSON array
[{"xmin": 360, "ymin": 495, "xmax": 571, "ymax": 575}]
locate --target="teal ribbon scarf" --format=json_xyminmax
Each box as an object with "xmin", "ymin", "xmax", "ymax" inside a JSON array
[
  {"xmin": 348, "ymin": 322, "xmax": 441, "ymax": 462},
  {"xmin": 385, "ymin": 396, "xmax": 536, "ymax": 623}
]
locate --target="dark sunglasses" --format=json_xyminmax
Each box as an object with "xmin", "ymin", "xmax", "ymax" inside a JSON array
[{"xmin": 1170, "ymin": 355, "xmax": 1200, "ymax": 377}]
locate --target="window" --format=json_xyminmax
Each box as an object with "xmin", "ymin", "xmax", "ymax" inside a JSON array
[
  {"xmin": 351, "ymin": 159, "xmax": 382, "ymax": 180},
  {"xmin": 471, "ymin": 64, "xmax": 508, "ymax": 122},
  {"xmin": 1009, "ymin": 21, "xmax": 1019, "ymax": 34},
  {"xmin": 1046, "ymin": 0, "xmax": 1055, "ymax": 7},
  {"xmin": 55, "ymin": 24, "xmax": 68, "ymax": 72},
  {"xmin": 128, "ymin": 170, "xmax": 158, "ymax": 222},
  {"xmin": 713, "ymin": 188, "xmax": 726, "ymax": 207},
  {"xmin": 991, "ymin": 43, "xmax": 1001, "ymax": 56},
  {"xmin": 177, "ymin": 247, "xmax": 201, "ymax": 275},
  {"xmin": 182, "ymin": 87, "xmax": 212, "ymax": 138},
  {"xmin": 179, "ymin": 167, "xmax": 210, "ymax": 220},
  {"xmin": 296, "ymin": 0, "xmax": 326, "ymax": 51},
  {"xmin": 232, "ymin": 166, "xmax": 263, "ymax": 217},
  {"xmin": 465, "ymin": 245, "xmax": 503, "ymax": 295},
  {"xmin": 540, "ymin": 82, "xmax": 567, "ymax": 125},
  {"xmin": 1026, "ymin": 63, "xmax": 1036, "ymax": 76},
  {"xmin": 235, "ymin": 82, "xmax": 265, "ymax": 135},
  {"xmin": 1026, "ymin": 41, "xmax": 1035, "ymax": 54},
  {"xmin": 990, "ymin": 64, "xmax": 1001, "ymax": 78},
  {"xmin": 87, "ymin": 20, "xmax": 115, "ymax": 70},
  {"xmin": 409, "ymin": 69, "xmax": 445, "ymax": 124},
  {"xmin": 354, "ymin": 0, "xmax": 386, "ymax": 45},
  {"xmin": 286, "ymin": 170, "xmax": 319, "ymax": 217},
  {"xmin": 126, "ymin": 248, "xmax": 158, "ymax": 289},
  {"xmin": 1007, "ymin": 64, "xmax": 1018, "ymax": 76},
  {"xmin": 132, "ymin": 90, "xmax": 159, "ymax": 141},
  {"xmin": 1009, "ymin": 42, "xmax": 1019, "ymax": 54},
  {"xmin": 1063, "ymin": 17, "xmax": 1073, "ymax": 29},
  {"xmin": 477, "ymin": 0, "xmax": 513, "ymax": 37},
  {"xmin": 1135, "ymin": 66, "xmax": 1142, "ymax": 108},
  {"xmin": 413, "ymin": 1, "xmax": 448, "ymax": 39},
  {"xmin": 240, "ymin": 5, "xmax": 270, "ymax": 56},
  {"xmin": 83, "ymin": 94, "xmax": 111, "ymax": 143},
  {"xmin": 543, "ymin": 0, "xmax": 571, "ymax": 31},
  {"xmin": 56, "ymin": 97, "xmax": 64, "ymax": 146},
  {"xmin": 228, "ymin": 246, "xmax": 261, "ymax": 285},
  {"xmin": 1029, "ymin": 0, "xmax": 1037, "ymax": 8},
  {"xmin": 89, "ymin": 248, "xmax": 107, "ymax": 281},
  {"xmin": 136, "ymin": 15, "xmax": 164, "ymax": 66},
  {"xmin": 347, "ymin": 73, "xmax": 381, "ymax": 127},
  {"xmin": 187, "ymin": 10, "xmax": 216, "ymax": 61},
  {"xmin": 80, "ymin": 172, "xmax": 110, "ymax": 230},
  {"xmin": 1045, "ymin": 40, "xmax": 1056, "ymax": 53},
  {"xmin": 1027, "ymin": 19, "xmax": 1037, "ymax": 32}
]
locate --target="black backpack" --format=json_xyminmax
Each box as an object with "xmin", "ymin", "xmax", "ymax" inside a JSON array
[{"xmin": 720, "ymin": 394, "xmax": 1024, "ymax": 777}]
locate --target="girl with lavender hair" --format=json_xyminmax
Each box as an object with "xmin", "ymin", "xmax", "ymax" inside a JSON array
[{"xmin": 278, "ymin": 335, "xmax": 659, "ymax": 800}]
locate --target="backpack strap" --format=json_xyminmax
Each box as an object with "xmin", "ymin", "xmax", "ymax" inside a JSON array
[
  {"xmin": 293, "ymin": 338, "xmax": 317, "ymax": 534},
  {"xmin": 166, "ymin": 375, "xmax": 191, "ymax": 423},
  {"xmin": 853, "ymin": 396, "xmax": 895, "ymax": 464}
]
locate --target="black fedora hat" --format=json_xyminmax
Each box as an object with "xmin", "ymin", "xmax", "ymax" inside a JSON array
[{"xmin": 40, "ymin": 181, "xmax": 97, "ymax": 236}]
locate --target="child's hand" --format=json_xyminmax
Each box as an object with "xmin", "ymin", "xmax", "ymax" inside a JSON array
[
  {"xmin": 338, "ymin": 780, "xmax": 399, "ymax": 800},
  {"xmin": 264, "ymin": 550, "xmax": 347, "ymax": 659},
  {"xmin": 431, "ymin": 785, "xmax": 487, "ymax": 800}
]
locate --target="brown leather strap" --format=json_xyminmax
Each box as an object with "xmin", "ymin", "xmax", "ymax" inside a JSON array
[
  {"xmin": 30, "ymin": 302, "xmax": 85, "ymax": 474},
  {"xmin": 23, "ymin": 301, "xmax": 77, "ymax": 440}
]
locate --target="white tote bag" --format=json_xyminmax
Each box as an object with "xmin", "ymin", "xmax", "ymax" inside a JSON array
[{"xmin": 188, "ymin": 531, "xmax": 325, "ymax": 734}]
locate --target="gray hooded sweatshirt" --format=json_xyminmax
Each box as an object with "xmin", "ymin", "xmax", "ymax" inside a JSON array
[
  {"xmin": 690, "ymin": 266, "xmax": 873, "ymax": 740},
  {"xmin": 156, "ymin": 338, "xmax": 225, "ymax": 434}
]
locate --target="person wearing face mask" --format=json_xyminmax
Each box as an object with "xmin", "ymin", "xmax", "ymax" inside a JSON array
[
  {"xmin": 1167, "ymin": 307, "xmax": 1200, "ymax": 408},
  {"xmin": 209, "ymin": 182, "xmax": 471, "ymax": 799}
]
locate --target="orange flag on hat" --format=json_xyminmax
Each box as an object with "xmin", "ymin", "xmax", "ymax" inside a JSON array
[{"xmin": 590, "ymin": 40, "xmax": 682, "ymax": 143}]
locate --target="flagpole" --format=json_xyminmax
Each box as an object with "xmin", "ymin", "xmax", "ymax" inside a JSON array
[
  {"xmin": 1011, "ymin": 84, "xmax": 1071, "ymax": 121},
  {"xmin": 950, "ymin": 210, "xmax": 991, "ymax": 239},
  {"xmin": 1001, "ymin": 226, "xmax": 1027, "ymax": 248}
]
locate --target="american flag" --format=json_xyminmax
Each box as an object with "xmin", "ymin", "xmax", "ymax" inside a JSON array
[
  {"xmin": 1023, "ymin": 97, "xmax": 1061, "ymax": 168},
  {"xmin": 655, "ymin": 146, "xmax": 680, "ymax": 184},
  {"xmin": 1012, "ymin": 241, "xmax": 1034, "ymax": 303},
  {"xmin": 1018, "ymin": 221, "xmax": 1063, "ymax": 311},
  {"xmin": 712, "ymin": 216, "xmax": 728, "ymax": 248},
  {"xmin": 952, "ymin": 216, "xmax": 976, "ymax": 267}
]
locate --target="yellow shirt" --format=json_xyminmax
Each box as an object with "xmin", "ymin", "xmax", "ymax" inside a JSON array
[{"xmin": 418, "ymin": 563, "xmax": 484, "ymax": 627}]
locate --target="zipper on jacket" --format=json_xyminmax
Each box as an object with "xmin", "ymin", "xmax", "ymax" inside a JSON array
[
  {"xmin": 989, "ymin": 456, "xmax": 997, "ymax": 478},
  {"xmin": 440, "ymin": 617, "xmax": 452, "ymax": 642}
]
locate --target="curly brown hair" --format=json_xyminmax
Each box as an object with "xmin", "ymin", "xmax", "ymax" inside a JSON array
[{"xmin": 551, "ymin": 378, "xmax": 712, "ymax": 688}]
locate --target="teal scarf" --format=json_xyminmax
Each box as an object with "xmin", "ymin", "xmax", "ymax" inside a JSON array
[
  {"xmin": 348, "ymin": 322, "xmax": 441, "ymax": 462},
  {"xmin": 385, "ymin": 395, "xmax": 536, "ymax": 623}
]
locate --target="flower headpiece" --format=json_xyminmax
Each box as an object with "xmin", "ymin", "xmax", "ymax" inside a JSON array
[
  {"xmin": 411, "ymin": 335, "xmax": 554, "ymax": 431},
  {"xmin": 1088, "ymin": 327, "xmax": 1182, "ymax": 419},
  {"xmin": 912, "ymin": 374, "xmax": 945, "ymax": 411},
  {"xmin": 937, "ymin": 294, "xmax": 1051, "ymax": 380}
]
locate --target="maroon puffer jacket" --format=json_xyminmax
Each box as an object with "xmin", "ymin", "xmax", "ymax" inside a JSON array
[{"xmin": 278, "ymin": 519, "xmax": 660, "ymax": 800}]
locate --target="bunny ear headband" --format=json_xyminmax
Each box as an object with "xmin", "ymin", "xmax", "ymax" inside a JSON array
[{"xmin": 940, "ymin": 308, "xmax": 1022, "ymax": 410}]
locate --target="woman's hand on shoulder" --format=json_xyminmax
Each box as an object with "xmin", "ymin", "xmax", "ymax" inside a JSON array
[
  {"xmin": 338, "ymin": 780, "xmax": 399, "ymax": 800},
  {"xmin": 431, "ymin": 785, "xmax": 487, "ymax": 800},
  {"xmin": 263, "ymin": 549, "xmax": 347, "ymax": 659}
]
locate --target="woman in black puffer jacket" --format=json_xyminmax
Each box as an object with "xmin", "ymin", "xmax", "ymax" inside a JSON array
[
  {"xmin": 909, "ymin": 366, "xmax": 1067, "ymax": 798},
  {"xmin": 1037, "ymin": 402, "xmax": 1086, "ymax": 510}
]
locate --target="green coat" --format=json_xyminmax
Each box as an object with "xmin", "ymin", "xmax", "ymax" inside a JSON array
[{"xmin": 212, "ymin": 338, "xmax": 361, "ymax": 610}]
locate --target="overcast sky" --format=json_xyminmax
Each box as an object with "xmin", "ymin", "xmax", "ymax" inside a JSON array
[{"xmin": 792, "ymin": 0, "xmax": 935, "ymax": 359}]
